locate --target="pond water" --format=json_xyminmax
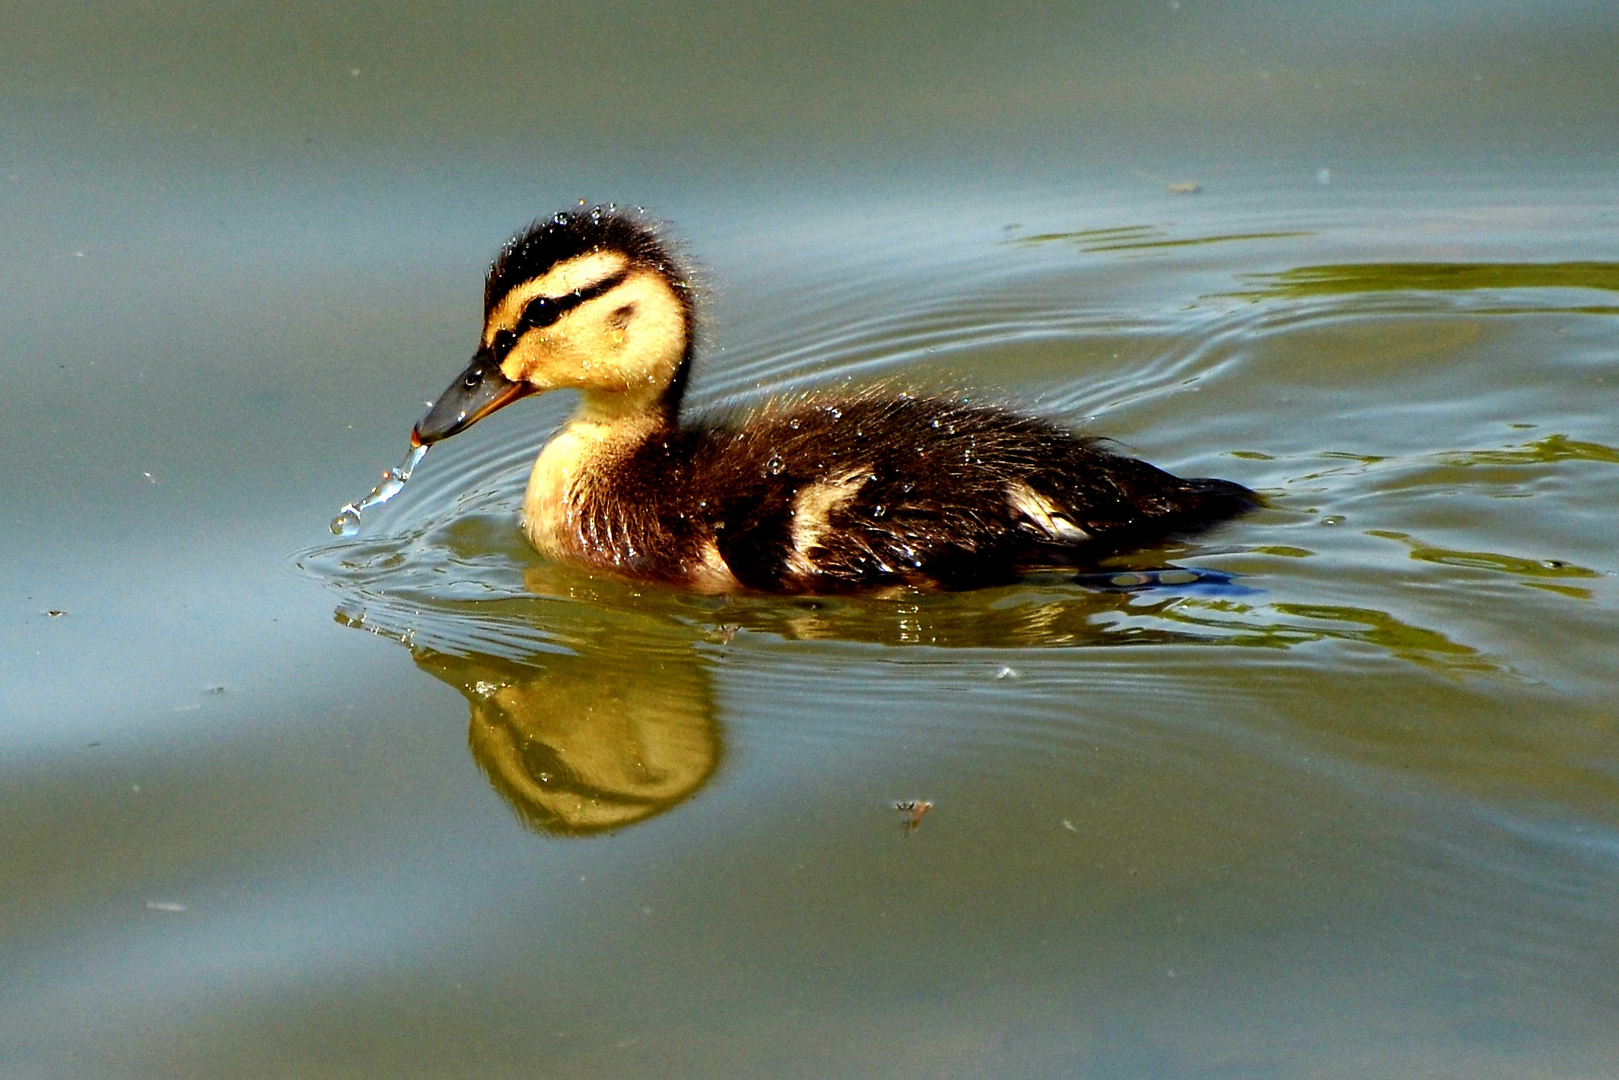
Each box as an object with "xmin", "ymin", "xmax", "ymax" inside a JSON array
[{"xmin": 4, "ymin": 3, "xmax": 1619, "ymax": 1078}]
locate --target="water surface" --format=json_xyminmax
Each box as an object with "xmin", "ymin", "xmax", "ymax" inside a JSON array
[{"xmin": 4, "ymin": 3, "xmax": 1619, "ymax": 1078}]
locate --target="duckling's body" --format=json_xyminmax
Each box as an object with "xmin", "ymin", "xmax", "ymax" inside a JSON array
[{"xmin": 414, "ymin": 206, "xmax": 1253, "ymax": 593}]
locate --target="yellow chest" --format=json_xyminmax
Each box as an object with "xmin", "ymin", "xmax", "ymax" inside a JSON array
[
  {"xmin": 521, "ymin": 425, "xmax": 604, "ymax": 560},
  {"xmin": 518, "ymin": 409, "xmax": 738, "ymax": 590}
]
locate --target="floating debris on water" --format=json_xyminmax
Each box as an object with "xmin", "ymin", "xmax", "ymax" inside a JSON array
[
  {"xmin": 145, "ymin": 901, "xmax": 187, "ymax": 913},
  {"xmin": 1167, "ymin": 181, "xmax": 1200, "ymax": 194},
  {"xmin": 894, "ymin": 799, "xmax": 933, "ymax": 836},
  {"xmin": 331, "ymin": 441, "xmax": 429, "ymax": 535}
]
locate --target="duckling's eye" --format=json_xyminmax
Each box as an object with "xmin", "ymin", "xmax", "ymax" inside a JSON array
[
  {"xmin": 520, "ymin": 296, "xmax": 559, "ymax": 330},
  {"xmin": 491, "ymin": 328, "xmax": 517, "ymax": 358}
]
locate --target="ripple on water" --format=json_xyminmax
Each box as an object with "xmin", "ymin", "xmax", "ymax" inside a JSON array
[
  {"xmin": 300, "ymin": 231, "xmax": 1619, "ymax": 683},
  {"xmin": 281, "ymin": 218, "xmax": 1619, "ymax": 1059},
  {"xmin": 296, "ymin": 212, "xmax": 1618, "ymax": 892}
]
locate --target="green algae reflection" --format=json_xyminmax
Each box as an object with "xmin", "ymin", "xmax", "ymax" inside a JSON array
[
  {"xmin": 1228, "ymin": 261, "xmax": 1619, "ymax": 309},
  {"xmin": 1440, "ymin": 433, "xmax": 1619, "ymax": 468},
  {"xmin": 1129, "ymin": 596, "xmax": 1501, "ymax": 675},
  {"xmin": 1368, "ymin": 529, "xmax": 1599, "ymax": 601},
  {"xmin": 1012, "ymin": 224, "xmax": 1311, "ymax": 254}
]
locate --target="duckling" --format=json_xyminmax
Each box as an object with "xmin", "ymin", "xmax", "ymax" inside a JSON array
[{"xmin": 412, "ymin": 206, "xmax": 1253, "ymax": 592}]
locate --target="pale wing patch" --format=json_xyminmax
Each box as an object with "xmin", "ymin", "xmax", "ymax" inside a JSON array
[
  {"xmin": 487, "ymin": 250, "xmax": 631, "ymax": 339},
  {"xmin": 786, "ymin": 465, "xmax": 870, "ymax": 576},
  {"xmin": 1007, "ymin": 482, "xmax": 1090, "ymax": 542}
]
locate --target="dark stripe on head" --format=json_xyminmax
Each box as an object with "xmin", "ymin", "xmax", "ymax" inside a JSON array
[
  {"xmin": 485, "ymin": 205, "xmax": 692, "ymax": 318},
  {"xmin": 491, "ymin": 269, "xmax": 631, "ymax": 362}
]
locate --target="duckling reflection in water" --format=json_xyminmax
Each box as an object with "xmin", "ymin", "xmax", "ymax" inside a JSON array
[
  {"xmin": 411, "ymin": 205, "xmax": 1254, "ymax": 592},
  {"xmin": 332, "ymin": 560, "xmax": 1257, "ymax": 836},
  {"xmin": 416, "ymin": 645, "xmax": 718, "ymax": 836}
]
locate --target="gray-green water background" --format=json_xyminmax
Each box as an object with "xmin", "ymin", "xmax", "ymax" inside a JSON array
[{"xmin": 4, "ymin": 2, "xmax": 1619, "ymax": 1077}]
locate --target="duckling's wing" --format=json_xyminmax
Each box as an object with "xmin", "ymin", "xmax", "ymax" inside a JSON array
[{"xmin": 690, "ymin": 395, "xmax": 1251, "ymax": 592}]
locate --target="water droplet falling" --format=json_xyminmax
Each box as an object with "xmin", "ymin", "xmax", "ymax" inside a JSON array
[{"xmin": 331, "ymin": 441, "xmax": 429, "ymax": 535}]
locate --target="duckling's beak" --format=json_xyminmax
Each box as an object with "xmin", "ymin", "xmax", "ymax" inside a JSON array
[{"xmin": 413, "ymin": 349, "xmax": 534, "ymax": 445}]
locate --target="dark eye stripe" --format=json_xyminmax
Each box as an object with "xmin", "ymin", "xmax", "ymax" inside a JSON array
[
  {"xmin": 519, "ymin": 270, "xmax": 630, "ymax": 333},
  {"xmin": 488, "ymin": 269, "xmax": 633, "ymax": 362}
]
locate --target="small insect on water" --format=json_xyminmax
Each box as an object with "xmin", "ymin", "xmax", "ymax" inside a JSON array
[{"xmin": 894, "ymin": 799, "xmax": 934, "ymax": 836}]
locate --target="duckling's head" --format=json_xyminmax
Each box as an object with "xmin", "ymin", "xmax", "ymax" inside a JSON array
[{"xmin": 414, "ymin": 206, "xmax": 695, "ymax": 445}]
